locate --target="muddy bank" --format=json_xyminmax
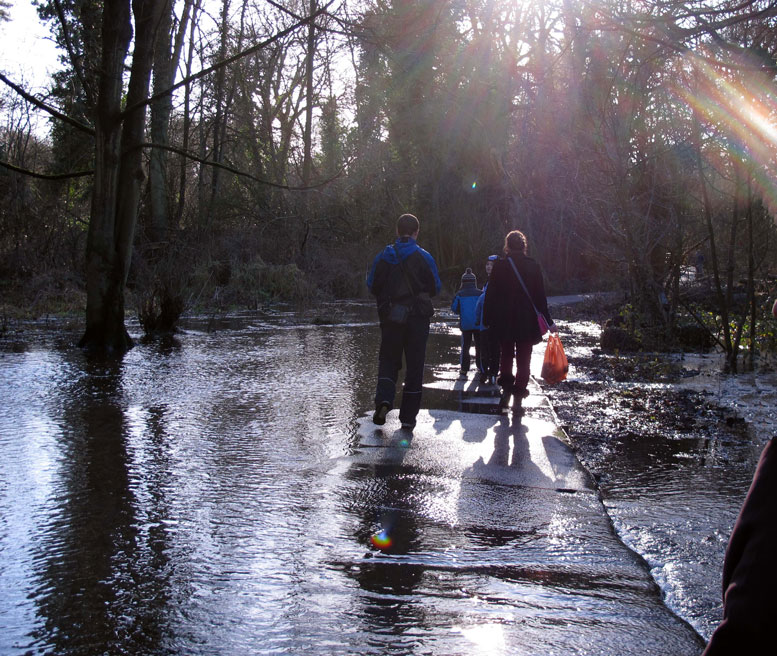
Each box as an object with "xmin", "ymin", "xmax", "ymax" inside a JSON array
[{"xmin": 541, "ymin": 313, "xmax": 770, "ymax": 639}]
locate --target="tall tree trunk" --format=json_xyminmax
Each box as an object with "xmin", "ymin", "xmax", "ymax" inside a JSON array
[
  {"xmin": 300, "ymin": 0, "xmax": 317, "ymax": 258},
  {"xmin": 746, "ymin": 176, "xmax": 756, "ymax": 371},
  {"xmin": 691, "ymin": 111, "xmax": 732, "ymax": 367},
  {"xmin": 204, "ymin": 0, "xmax": 248, "ymax": 227},
  {"xmin": 149, "ymin": 0, "xmax": 191, "ymax": 242},
  {"xmin": 302, "ymin": 0, "xmax": 316, "ymax": 188},
  {"xmin": 206, "ymin": 0, "xmax": 231, "ymax": 226},
  {"xmin": 723, "ymin": 169, "xmax": 741, "ymax": 372},
  {"xmin": 79, "ymin": 0, "xmax": 163, "ymax": 354},
  {"xmin": 176, "ymin": 0, "xmax": 201, "ymax": 229},
  {"xmin": 79, "ymin": 0, "xmax": 133, "ymax": 353}
]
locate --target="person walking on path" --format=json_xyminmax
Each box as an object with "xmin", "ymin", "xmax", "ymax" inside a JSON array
[
  {"xmin": 367, "ymin": 214, "xmax": 441, "ymax": 430},
  {"xmin": 475, "ymin": 254, "xmax": 500, "ymax": 385},
  {"xmin": 483, "ymin": 230, "xmax": 556, "ymax": 414},
  {"xmin": 451, "ymin": 268, "xmax": 482, "ymax": 380}
]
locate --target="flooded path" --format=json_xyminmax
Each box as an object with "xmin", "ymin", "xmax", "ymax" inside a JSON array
[{"xmin": 0, "ymin": 302, "xmax": 742, "ymax": 654}]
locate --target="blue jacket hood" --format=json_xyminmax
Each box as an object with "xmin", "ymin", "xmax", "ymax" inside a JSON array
[
  {"xmin": 366, "ymin": 237, "xmax": 442, "ymax": 294},
  {"xmin": 380, "ymin": 237, "xmax": 420, "ymax": 264}
]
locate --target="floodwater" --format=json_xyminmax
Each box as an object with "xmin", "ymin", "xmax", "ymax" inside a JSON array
[
  {"xmin": 550, "ymin": 324, "xmax": 774, "ymax": 640},
  {"xmin": 0, "ymin": 301, "xmax": 760, "ymax": 654}
]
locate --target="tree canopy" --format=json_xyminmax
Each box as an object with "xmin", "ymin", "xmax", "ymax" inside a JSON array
[{"xmin": 1, "ymin": 0, "xmax": 776, "ymax": 363}]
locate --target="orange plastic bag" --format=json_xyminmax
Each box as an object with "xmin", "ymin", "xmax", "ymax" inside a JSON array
[{"xmin": 541, "ymin": 334, "xmax": 568, "ymax": 384}]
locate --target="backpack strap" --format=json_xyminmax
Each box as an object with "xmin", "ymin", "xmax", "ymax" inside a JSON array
[{"xmin": 393, "ymin": 245, "xmax": 419, "ymax": 299}]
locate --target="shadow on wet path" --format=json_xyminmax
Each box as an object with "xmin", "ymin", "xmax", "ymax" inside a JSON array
[{"xmin": 339, "ymin": 372, "xmax": 706, "ymax": 655}]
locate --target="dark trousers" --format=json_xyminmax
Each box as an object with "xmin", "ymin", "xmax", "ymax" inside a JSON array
[
  {"xmin": 459, "ymin": 329, "xmax": 481, "ymax": 372},
  {"xmin": 498, "ymin": 340, "xmax": 533, "ymax": 395},
  {"xmin": 479, "ymin": 328, "xmax": 500, "ymax": 377},
  {"xmin": 375, "ymin": 315, "xmax": 430, "ymax": 424}
]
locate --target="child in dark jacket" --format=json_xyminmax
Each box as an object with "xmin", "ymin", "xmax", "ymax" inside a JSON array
[
  {"xmin": 451, "ymin": 268, "xmax": 482, "ymax": 380},
  {"xmin": 475, "ymin": 255, "xmax": 500, "ymax": 385}
]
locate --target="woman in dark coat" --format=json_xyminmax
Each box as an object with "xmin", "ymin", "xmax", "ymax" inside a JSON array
[{"xmin": 482, "ymin": 230, "xmax": 556, "ymax": 413}]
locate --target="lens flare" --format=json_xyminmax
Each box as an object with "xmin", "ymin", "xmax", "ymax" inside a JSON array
[
  {"xmin": 673, "ymin": 50, "xmax": 777, "ymax": 215},
  {"xmin": 370, "ymin": 530, "xmax": 392, "ymax": 550}
]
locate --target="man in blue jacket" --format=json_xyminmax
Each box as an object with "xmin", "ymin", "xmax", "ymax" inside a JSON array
[{"xmin": 367, "ymin": 214, "xmax": 441, "ymax": 430}]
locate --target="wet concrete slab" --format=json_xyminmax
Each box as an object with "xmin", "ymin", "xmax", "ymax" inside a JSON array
[
  {"xmin": 344, "ymin": 374, "xmax": 707, "ymax": 655},
  {"xmin": 356, "ymin": 408, "xmax": 593, "ymax": 493}
]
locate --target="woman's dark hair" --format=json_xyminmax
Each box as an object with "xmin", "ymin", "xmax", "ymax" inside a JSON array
[
  {"xmin": 396, "ymin": 213, "xmax": 420, "ymax": 236},
  {"xmin": 504, "ymin": 230, "xmax": 527, "ymax": 255}
]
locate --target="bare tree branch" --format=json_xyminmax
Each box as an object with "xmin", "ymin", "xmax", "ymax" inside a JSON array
[
  {"xmin": 0, "ymin": 158, "xmax": 92, "ymax": 179},
  {"xmin": 0, "ymin": 72, "xmax": 95, "ymax": 135},
  {"xmin": 0, "ymin": 139, "xmax": 344, "ymax": 189},
  {"xmin": 582, "ymin": 0, "xmax": 777, "ymax": 71},
  {"xmin": 136, "ymin": 141, "xmax": 342, "ymax": 190},
  {"xmin": 120, "ymin": 0, "xmax": 337, "ymax": 118},
  {"xmin": 52, "ymin": 0, "xmax": 94, "ymax": 107},
  {"xmin": 1, "ymin": 3, "xmax": 337, "ymax": 139}
]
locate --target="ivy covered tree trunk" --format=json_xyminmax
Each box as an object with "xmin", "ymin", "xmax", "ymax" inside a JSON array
[{"xmin": 79, "ymin": 0, "xmax": 163, "ymax": 354}]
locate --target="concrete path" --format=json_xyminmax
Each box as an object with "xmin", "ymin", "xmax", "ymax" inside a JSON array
[
  {"xmin": 547, "ymin": 290, "xmax": 622, "ymax": 307},
  {"xmin": 351, "ymin": 370, "xmax": 706, "ymax": 655}
]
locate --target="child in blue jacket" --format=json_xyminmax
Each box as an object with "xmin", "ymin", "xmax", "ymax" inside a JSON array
[{"xmin": 451, "ymin": 268, "xmax": 482, "ymax": 380}]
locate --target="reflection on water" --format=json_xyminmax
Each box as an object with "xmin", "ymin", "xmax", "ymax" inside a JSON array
[
  {"xmin": 1, "ymin": 312, "xmax": 382, "ymax": 655},
  {"xmin": 0, "ymin": 306, "xmax": 724, "ymax": 653}
]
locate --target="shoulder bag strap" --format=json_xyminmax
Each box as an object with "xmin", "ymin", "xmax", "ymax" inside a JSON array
[{"xmin": 507, "ymin": 257, "xmax": 542, "ymax": 318}]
